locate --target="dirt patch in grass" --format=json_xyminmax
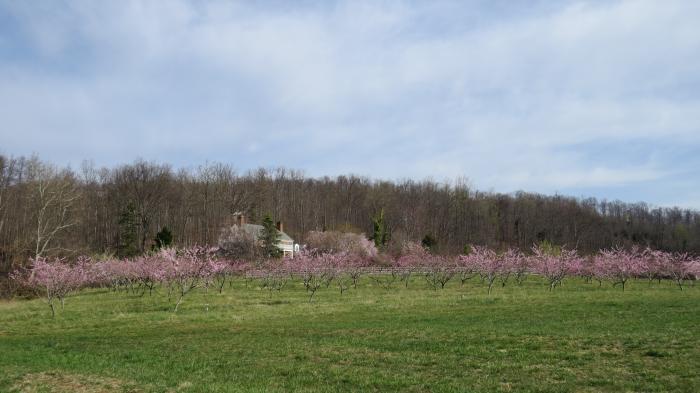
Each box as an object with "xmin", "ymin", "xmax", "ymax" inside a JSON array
[{"xmin": 11, "ymin": 371, "xmax": 141, "ymax": 393}]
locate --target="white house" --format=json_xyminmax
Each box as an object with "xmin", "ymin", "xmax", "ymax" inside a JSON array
[{"xmin": 232, "ymin": 213, "xmax": 295, "ymax": 258}]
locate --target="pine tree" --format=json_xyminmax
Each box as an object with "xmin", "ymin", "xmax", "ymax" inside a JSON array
[
  {"xmin": 260, "ymin": 213, "xmax": 283, "ymax": 258},
  {"xmin": 422, "ymin": 234, "xmax": 437, "ymax": 252},
  {"xmin": 371, "ymin": 209, "xmax": 389, "ymax": 250},
  {"xmin": 153, "ymin": 226, "xmax": 173, "ymax": 250},
  {"xmin": 463, "ymin": 244, "xmax": 473, "ymax": 255}
]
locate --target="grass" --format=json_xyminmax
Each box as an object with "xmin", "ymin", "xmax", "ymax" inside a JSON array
[{"xmin": 0, "ymin": 277, "xmax": 698, "ymax": 392}]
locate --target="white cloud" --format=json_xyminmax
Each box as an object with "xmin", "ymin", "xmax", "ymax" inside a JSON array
[{"xmin": 0, "ymin": 0, "xmax": 699, "ymax": 207}]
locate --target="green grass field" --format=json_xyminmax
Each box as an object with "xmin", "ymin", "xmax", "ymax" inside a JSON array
[{"xmin": 1, "ymin": 277, "xmax": 698, "ymax": 392}]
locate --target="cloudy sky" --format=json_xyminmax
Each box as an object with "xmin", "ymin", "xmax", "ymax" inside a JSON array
[{"xmin": 1, "ymin": 0, "xmax": 699, "ymax": 208}]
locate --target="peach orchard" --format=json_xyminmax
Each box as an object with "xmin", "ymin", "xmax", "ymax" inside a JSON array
[{"xmin": 11, "ymin": 244, "xmax": 700, "ymax": 317}]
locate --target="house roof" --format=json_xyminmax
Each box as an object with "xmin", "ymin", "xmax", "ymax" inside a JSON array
[{"xmin": 240, "ymin": 223, "xmax": 294, "ymax": 243}]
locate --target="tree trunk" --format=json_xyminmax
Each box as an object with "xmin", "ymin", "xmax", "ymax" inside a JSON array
[{"xmin": 174, "ymin": 294, "xmax": 184, "ymax": 312}]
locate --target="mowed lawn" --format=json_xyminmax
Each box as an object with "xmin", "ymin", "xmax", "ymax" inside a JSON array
[{"xmin": 0, "ymin": 277, "xmax": 698, "ymax": 392}]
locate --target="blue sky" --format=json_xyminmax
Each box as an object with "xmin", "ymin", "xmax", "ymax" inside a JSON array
[{"xmin": 1, "ymin": 0, "xmax": 699, "ymax": 208}]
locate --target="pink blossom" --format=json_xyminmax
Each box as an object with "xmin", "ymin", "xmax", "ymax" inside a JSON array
[
  {"xmin": 530, "ymin": 244, "xmax": 582, "ymax": 291},
  {"xmin": 593, "ymin": 246, "xmax": 646, "ymax": 291}
]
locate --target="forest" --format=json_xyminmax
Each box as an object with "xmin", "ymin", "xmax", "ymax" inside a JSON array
[{"xmin": 1, "ymin": 153, "xmax": 698, "ymax": 287}]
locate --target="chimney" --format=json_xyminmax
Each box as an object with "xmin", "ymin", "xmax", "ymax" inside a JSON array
[
  {"xmin": 276, "ymin": 221, "xmax": 284, "ymax": 233},
  {"xmin": 233, "ymin": 212, "xmax": 246, "ymax": 226}
]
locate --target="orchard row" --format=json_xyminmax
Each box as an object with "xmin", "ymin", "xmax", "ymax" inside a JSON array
[{"xmin": 11, "ymin": 245, "xmax": 699, "ymax": 316}]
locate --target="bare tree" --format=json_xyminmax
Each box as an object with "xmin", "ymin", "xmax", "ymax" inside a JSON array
[
  {"xmin": 0, "ymin": 155, "xmax": 17, "ymax": 239},
  {"xmin": 26, "ymin": 159, "xmax": 81, "ymax": 258},
  {"xmin": 112, "ymin": 160, "xmax": 173, "ymax": 253}
]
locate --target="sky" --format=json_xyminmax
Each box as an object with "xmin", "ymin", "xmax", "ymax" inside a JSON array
[{"xmin": 0, "ymin": 0, "xmax": 699, "ymax": 209}]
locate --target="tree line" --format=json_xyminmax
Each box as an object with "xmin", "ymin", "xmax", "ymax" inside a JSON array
[{"xmin": 1, "ymin": 154, "xmax": 699, "ymax": 280}]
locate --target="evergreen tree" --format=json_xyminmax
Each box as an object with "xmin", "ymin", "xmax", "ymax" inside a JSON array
[
  {"xmin": 260, "ymin": 213, "xmax": 283, "ymax": 258},
  {"xmin": 118, "ymin": 202, "xmax": 139, "ymax": 257},
  {"xmin": 463, "ymin": 244, "xmax": 473, "ymax": 256},
  {"xmin": 371, "ymin": 209, "xmax": 389, "ymax": 250},
  {"xmin": 422, "ymin": 234, "xmax": 437, "ymax": 252},
  {"xmin": 153, "ymin": 226, "xmax": 173, "ymax": 250}
]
